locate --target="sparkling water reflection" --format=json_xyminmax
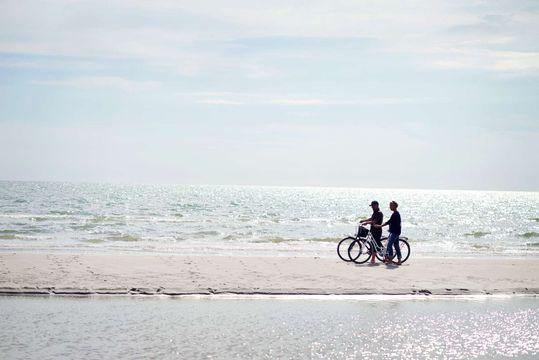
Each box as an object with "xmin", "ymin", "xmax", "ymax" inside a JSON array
[
  {"xmin": 0, "ymin": 296, "xmax": 537, "ymax": 359},
  {"xmin": 0, "ymin": 181, "xmax": 538, "ymax": 257}
]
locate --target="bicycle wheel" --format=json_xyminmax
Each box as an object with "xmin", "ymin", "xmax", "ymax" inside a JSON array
[
  {"xmin": 348, "ymin": 239, "xmax": 371, "ymax": 264},
  {"xmin": 380, "ymin": 238, "xmax": 411, "ymax": 263},
  {"xmin": 397, "ymin": 239, "xmax": 411, "ymax": 263},
  {"xmin": 337, "ymin": 236, "xmax": 356, "ymax": 262}
]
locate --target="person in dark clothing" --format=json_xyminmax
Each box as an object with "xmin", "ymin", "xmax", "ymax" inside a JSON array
[
  {"xmin": 360, "ymin": 200, "xmax": 383, "ymax": 264},
  {"xmin": 374, "ymin": 201, "xmax": 402, "ymax": 265}
]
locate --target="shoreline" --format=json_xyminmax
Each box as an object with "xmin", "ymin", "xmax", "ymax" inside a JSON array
[
  {"xmin": 1, "ymin": 252, "xmax": 538, "ymax": 297},
  {"xmin": 1, "ymin": 248, "xmax": 537, "ymax": 260},
  {"xmin": 1, "ymin": 292, "xmax": 538, "ymax": 299},
  {"xmin": 3, "ymin": 291, "xmax": 537, "ymax": 297}
]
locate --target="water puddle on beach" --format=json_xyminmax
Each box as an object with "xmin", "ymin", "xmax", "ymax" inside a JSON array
[{"xmin": 1, "ymin": 295, "xmax": 538, "ymax": 359}]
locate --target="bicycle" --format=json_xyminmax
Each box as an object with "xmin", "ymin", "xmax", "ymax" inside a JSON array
[{"xmin": 337, "ymin": 225, "xmax": 410, "ymax": 264}]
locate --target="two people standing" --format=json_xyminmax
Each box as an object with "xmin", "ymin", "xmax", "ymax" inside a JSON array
[{"xmin": 360, "ymin": 200, "xmax": 402, "ymax": 265}]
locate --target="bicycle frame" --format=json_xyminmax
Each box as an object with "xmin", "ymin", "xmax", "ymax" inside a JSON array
[{"xmin": 361, "ymin": 231, "xmax": 386, "ymax": 255}]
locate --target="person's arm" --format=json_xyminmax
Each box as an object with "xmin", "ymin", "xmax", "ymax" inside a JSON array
[
  {"xmin": 374, "ymin": 213, "xmax": 393, "ymax": 228},
  {"xmin": 360, "ymin": 216, "xmax": 373, "ymax": 224}
]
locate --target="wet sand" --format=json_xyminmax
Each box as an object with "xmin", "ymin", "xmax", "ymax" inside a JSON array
[{"xmin": 0, "ymin": 253, "xmax": 538, "ymax": 296}]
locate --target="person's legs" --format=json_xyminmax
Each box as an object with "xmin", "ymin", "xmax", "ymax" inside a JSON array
[
  {"xmin": 393, "ymin": 236, "xmax": 402, "ymax": 264},
  {"xmin": 370, "ymin": 246, "xmax": 376, "ymax": 264},
  {"xmin": 386, "ymin": 233, "xmax": 395, "ymax": 260}
]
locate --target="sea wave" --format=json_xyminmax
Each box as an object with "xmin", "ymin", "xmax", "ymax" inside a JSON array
[
  {"xmin": 49, "ymin": 210, "xmax": 79, "ymax": 215},
  {"xmin": 0, "ymin": 229, "xmax": 19, "ymax": 234},
  {"xmin": 70, "ymin": 223, "xmax": 99, "ymax": 231},
  {"xmin": 470, "ymin": 244, "xmax": 492, "ymax": 250},
  {"xmin": 254, "ymin": 237, "xmax": 339, "ymax": 244},
  {"xmin": 89, "ymin": 215, "xmax": 124, "ymax": 223},
  {"xmin": 0, "ymin": 214, "xmax": 72, "ymax": 220},
  {"xmin": 107, "ymin": 234, "xmax": 140, "ymax": 242},
  {"xmin": 222, "ymin": 232, "xmax": 254, "ymax": 240},
  {"xmin": 519, "ymin": 232, "xmax": 539, "ymax": 238},
  {"xmin": 83, "ymin": 239, "xmax": 105, "ymax": 244},
  {"xmin": 192, "ymin": 230, "xmax": 220, "ymax": 238},
  {"xmin": 1, "ymin": 182, "xmax": 538, "ymax": 257},
  {"xmin": 0, "ymin": 234, "xmax": 18, "ymax": 240},
  {"xmin": 464, "ymin": 231, "xmax": 491, "ymax": 238}
]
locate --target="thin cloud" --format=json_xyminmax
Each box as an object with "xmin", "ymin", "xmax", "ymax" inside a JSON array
[
  {"xmin": 197, "ymin": 99, "xmax": 245, "ymax": 105},
  {"xmin": 2, "ymin": 0, "xmax": 537, "ymax": 76},
  {"xmin": 191, "ymin": 94, "xmax": 446, "ymax": 106},
  {"xmin": 269, "ymin": 99, "xmax": 328, "ymax": 106},
  {"xmin": 425, "ymin": 49, "xmax": 539, "ymax": 74},
  {"xmin": 0, "ymin": 58, "xmax": 104, "ymax": 70},
  {"xmin": 268, "ymin": 97, "xmax": 446, "ymax": 106},
  {"xmin": 32, "ymin": 76, "xmax": 161, "ymax": 92}
]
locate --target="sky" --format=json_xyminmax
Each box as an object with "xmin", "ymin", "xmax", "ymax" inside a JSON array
[{"xmin": 0, "ymin": 0, "xmax": 538, "ymax": 191}]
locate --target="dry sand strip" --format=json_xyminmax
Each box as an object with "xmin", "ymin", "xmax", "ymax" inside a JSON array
[{"xmin": 0, "ymin": 252, "xmax": 538, "ymax": 296}]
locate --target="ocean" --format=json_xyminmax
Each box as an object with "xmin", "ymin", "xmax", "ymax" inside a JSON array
[{"xmin": 0, "ymin": 181, "xmax": 537, "ymax": 257}]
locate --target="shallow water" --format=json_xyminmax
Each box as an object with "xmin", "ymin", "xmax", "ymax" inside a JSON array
[
  {"xmin": 0, "ymin": 296, "xmax": 537, "ymax": 359},
  {"xmin": 0, "ymin": 181, "xmax": 538, "ymax": 257}
]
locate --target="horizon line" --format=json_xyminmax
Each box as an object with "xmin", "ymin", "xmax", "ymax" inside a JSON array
[{"xmin": 1, "ymin": 178, "xmax": 537, "ymax": 193}]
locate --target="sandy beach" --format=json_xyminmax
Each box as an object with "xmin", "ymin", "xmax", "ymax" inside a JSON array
[{"xmin": 0, "ymin": 252, "xmax": 537, "ymax": 296}]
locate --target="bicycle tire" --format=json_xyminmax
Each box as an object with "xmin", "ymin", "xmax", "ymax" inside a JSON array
[
  {"xmin": 337, "ymin": 236, "xmax": 356, "ymax": 262},
  {"xmin": 375, "ymin": 238, "xmax": 411, "ymax": 263},
  {"xmin": 398, "ymin": 239, "xmax": 411, "ymax": 263},
  {"xmin": 348, "ymin": 239, "xmax": 371, "ymax": 264}
]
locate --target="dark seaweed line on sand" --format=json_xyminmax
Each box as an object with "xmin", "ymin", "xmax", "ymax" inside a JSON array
[{"xmin": 0, "ymin": 287, "xmax": 537, "ymax": 297}]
